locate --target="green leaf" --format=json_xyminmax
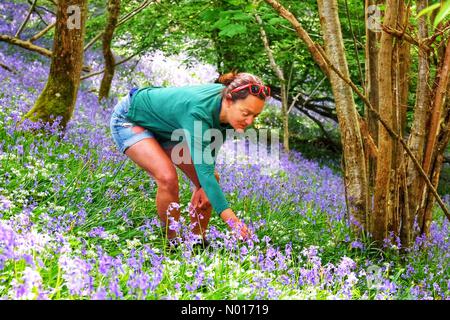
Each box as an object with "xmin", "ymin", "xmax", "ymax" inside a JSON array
[
  {"xmin": 417, "ymin": 2, "xmax": 441, "ymax": 18},
  {"xmin": 218, "ymin": 24, "xmax": 247, "ymax": 37},
  {"xmin": 232, "ymin": 12, "xmax": 251, "ymax": 21},
  {"xmin": 226, "ymin": 0, "xmax": 245, "ymax": 5},
  {"xmin": 434, "ymin": 0, "xmax": 450, "ymax": 27},
  {"xmin": 268, "ymin": 17, "xmax": 286, "ymax": 25},
  {"xmin": 212, "ymin": 18, "xmax": 231, "ymax": 30},
  {"xmin": 200, "ymin": 9, "xmax": 221, "ymax": 22}
]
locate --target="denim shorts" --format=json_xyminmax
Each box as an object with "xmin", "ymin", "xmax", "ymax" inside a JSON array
[{"xmin": 109, "ymin": 93, "xmax": 155, "ymax": 154}]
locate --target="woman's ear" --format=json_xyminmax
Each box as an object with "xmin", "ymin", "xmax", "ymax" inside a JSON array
[{"xmin": 224, "ymin": 94, "xmax": 233, "ymax": 108}]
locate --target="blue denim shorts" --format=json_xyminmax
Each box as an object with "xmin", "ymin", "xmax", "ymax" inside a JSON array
[{"xmin": 109, "ymin": 93, "xmax": 155, "ymax": 154}]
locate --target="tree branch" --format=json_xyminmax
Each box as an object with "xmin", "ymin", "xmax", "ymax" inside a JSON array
[
  {"xmin": 27, "ymin": 0, "xmax": 56, "ymax": 16},
  {"xmin": 255, "ymin": 14, "xmax": 285, "ymax": 81},
  {"xmin": 81, "ymin": 50, "xmax": 141, "ymax": 80},
  {"xmin": 288, "ymin": 76, "xmax": 327, "ymax": 114},
  {"xmin": 15, "ymin": 0, "xmax": 38, "ymax": 38},
  {"xmin": 0, "ymin": 62, "xmax": 16, "ymax": 73},
  {"xmin": 424, "ymin": 21, "xmax": 450, "ymax": 46},
  {"xmin": 300, "ymin": 108, "xmax": 340, "ymax": 151},
  {"xmin": 318, "ymin": 32, "xmax": 450, "ymax": 221},
  {"xmin": 0, "ymin": 34, "xmax": 51, "ymax": 56},
  {"xmin": 84, "ymin": 0, "xmax": 156, "ymax": 51},
  {"xmin": 29, "ymin": 21, "xmax": 55, "ymax": 42},
  {"xmin": 0, "ymin": 34, "xmax": 91, "ymax": 72},
  {"xmin": 264, "ymin": 0, "xmax": 330, "ymax": 77},
  {"xmin": 381, "ymin": 25, "xmax": 430, "ymax": 51}
]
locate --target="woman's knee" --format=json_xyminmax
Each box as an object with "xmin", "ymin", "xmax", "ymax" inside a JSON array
[{"xmin": 154, "ymin": 171, "xmax": 179, "ymax": 191}]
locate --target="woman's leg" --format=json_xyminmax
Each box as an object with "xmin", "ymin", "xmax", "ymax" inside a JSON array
[
  {"xmin": 164, "ymin": 145, "xmax": 218, "ymax": 240},
  {"xmin": 124, "ymin": 136, "xmax": 180, "ymax": 239}
]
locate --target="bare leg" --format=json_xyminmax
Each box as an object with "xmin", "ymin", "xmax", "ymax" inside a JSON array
[
  {"xmin": 124, "ymin": 136, "xmax": 180, "ymax": 239},
  {"xmin": 188, "ymin": 189, "xmax": 212, "ymax": 241}
]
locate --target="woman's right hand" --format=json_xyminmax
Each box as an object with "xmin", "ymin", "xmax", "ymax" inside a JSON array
[{"xmin": 220, "ymin": 208, "xmax": 249, "ymax": 240}]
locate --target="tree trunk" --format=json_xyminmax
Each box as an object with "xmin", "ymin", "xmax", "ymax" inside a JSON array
[
  {"xmin": 403, "ymin": 0, "xmax": 432, "ymax": 246},
  {"xmin": 317, "ymin": 0, "xmax": 369, "ymax": 232},
  {"xmin": 364, "ymin": 0, "xmax": 382, "ymax": 219},
  {"xmin": 373, "ymin": 0, "xmax": 398, "ymax": 243},
  {"xmin": 421, "ymin": 37, "xmax": 450, "ymax": 236},
  {"xmin": 392, "ymin": 0, "xmax": 411, "ymax": 241},
  {"xmin": 23, "ymin": 0, "xmax": 87, "ymax": 130},
  {"xmin": 98, "ymin": 0, "xmax": 121, "ymax": 102}
]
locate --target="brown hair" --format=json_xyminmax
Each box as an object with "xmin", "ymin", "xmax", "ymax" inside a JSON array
[{"xmin": 217, "ymin": 71, "xmax": 267, "ymax": 101}]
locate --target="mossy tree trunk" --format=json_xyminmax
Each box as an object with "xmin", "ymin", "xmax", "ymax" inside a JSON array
[{"xmin": 23, "ymin": 0, "xmax": 87, "ymax": 130}]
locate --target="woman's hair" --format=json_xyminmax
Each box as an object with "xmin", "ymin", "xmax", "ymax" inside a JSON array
[{"xmin": 217, "ymin": 71, "xmax": 266, "ymax": 101}]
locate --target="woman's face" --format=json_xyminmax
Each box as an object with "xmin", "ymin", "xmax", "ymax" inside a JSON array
[{"xmin": 227, "ymin": 95, "xmax": 265, "ymax": 133}]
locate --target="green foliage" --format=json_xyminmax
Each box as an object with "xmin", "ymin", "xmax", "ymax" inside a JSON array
[{"xmin": 417, "ymin": 1, "xmax": 450, "ymax": 27}]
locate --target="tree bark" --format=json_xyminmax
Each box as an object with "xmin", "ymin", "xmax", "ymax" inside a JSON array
[
  {"xmin": 23, "ymin": 0, "xmax": 87, "ymax": 130},
  {"xmin": 373, "ymin": 0, "xmax": 398, "ymax": 243},
  {"xmin": 404, "ymin": 0, "xmax": 432, "ymax": 246},
  {"xmin": 317, "ymin": 0, "xmax": 369, "ymax": 232},
  {"xmin": 98, "ymin": 0, "xmax": 121, "ymax": 102},
  {"xmin": 421, "ymin": 37, "xmax": 450, "ymax": 235},
  {"xmin": 364, "ymin": 0, "xmax": 382, "ymax": 219},
  {"xmin": 392, "ymin": 0, "xmax": 411, "ymax": 240}
]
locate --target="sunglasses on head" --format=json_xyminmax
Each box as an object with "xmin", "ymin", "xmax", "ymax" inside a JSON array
[{"xmin": 230, "ymin": 83, "xmax": 271, "ymax": 98}]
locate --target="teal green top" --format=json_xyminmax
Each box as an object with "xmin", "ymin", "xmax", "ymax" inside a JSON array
[{"xmin": 126, "ymin": 83, "xmax": 232, "ymax": 215}]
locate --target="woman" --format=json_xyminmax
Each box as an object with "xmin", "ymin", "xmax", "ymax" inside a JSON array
[{"xmin": 109, "ymin": 72, "xmax": 270, "ymax": 245}]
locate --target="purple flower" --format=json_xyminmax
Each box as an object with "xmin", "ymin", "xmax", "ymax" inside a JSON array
[
  {"xmin": 0, "ymin": 196, "xmax": 12, "ymax": 211},
  {"xmin": 58, "ymin": 255, "xmax": 93, "ymax": 296}
]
